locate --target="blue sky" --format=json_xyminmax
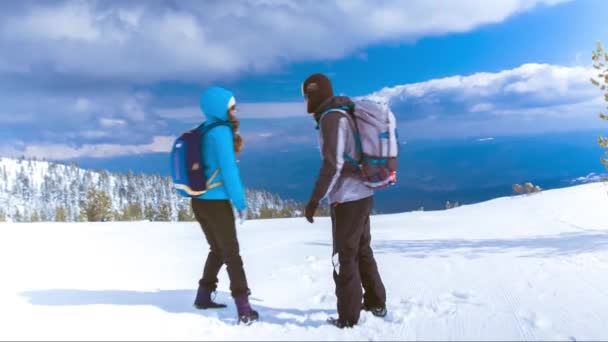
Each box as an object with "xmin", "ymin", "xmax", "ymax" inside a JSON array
[
  {"xmin": 0, "ymin": 0, "xmax": 606, "ymax": 159},
  {"xmin": 224, "ymin": 0, "xmax": 605, "ymax": 101}
]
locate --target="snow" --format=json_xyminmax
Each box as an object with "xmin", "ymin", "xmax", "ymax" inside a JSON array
[
  {"xmin": 571, "ymin": 172, "xmax": 606, "ymax": 184},
  {"xmin": 1, "ymin": 183, "xmax": 608, "ymax": 340},
  {"xmin": 0, "ymin": 157, "xmax": 301, "ymax": 222},
  {"xmin": 477, "ymin": 137, "xmax": 495, "ymax": 142},
  {"xmin": 0, "ymin": 157, "xmax": 64, "ymax": 192}
]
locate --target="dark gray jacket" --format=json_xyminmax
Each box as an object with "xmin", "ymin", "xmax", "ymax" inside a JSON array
[{"xmin": 309, "ymin": 96, "xmax": 373, "ymax": 205}]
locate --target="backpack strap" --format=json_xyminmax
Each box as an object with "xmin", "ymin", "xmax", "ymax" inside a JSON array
[
  {"xmin": 200, "ymin": 120, "xmax": 232, "ymax": 135},
  {"xmin": 198, "ymin": 120, "xmax": 233, "ymax": 190},
  {"xmin": 316, "ymin": 105, "xmax": 363, "ymax": 168},
  {"xmin": 205, "ymin": 169, "xmax": 222, "ymax": 189},
  {"xmin": 315, "ymin": 105, "xmax": 354, "ymax": 128}
]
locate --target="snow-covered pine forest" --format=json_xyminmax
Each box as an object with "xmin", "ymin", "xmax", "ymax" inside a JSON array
[{"xmin": 0, "ymin": 157, "xmax": 305, "ymax": 222}]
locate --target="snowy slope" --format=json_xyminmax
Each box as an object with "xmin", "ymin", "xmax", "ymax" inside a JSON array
[{"xmin": 1, "ymin": 183, "xmax": 608, "ymax": 340}]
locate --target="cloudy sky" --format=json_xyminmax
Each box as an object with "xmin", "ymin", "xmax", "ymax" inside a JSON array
[{"xmin": 0, "ymin": 0, "xmax": 606, "ymax": 159}]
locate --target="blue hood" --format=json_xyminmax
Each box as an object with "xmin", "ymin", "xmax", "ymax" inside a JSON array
[
  {"xmin": 200, "ymin": 86, "xmax": 234, "ymax": 122},
  {"xmin": 196, "ymin": 86, "xmax": 246, "ymax": 210}
]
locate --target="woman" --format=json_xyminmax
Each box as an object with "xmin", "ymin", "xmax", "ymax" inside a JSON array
[{"xmin": 191, "ymin": 86, "xmax": 258, "ymax": 325}]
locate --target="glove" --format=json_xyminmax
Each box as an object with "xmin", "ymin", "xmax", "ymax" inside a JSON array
[
  {"xmin": 237, "ymin": 209, "xmax": 247, "ymax": 225},
  {"xmin": 305, "ymin": 200, "xmax": 318, "ymax": 223}
]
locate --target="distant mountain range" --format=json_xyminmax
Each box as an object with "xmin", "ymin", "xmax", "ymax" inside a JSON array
[{"xmin": 72, "ymin": 130, "xmax": 608, "ymax": 213}]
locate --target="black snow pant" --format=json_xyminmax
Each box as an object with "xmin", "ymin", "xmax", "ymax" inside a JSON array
[
  {"xmin": 191, "ymin": 198, "xmax": 250, "ymax": 298},
  {"xmin": 331, "ymin": 196, "xmax": 386, "ymax": 324}
]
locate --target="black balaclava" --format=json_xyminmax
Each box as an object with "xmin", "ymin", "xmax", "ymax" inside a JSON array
[{"xmin": 302, "ymin": 73, "xmax": 334, "ymax": 114}]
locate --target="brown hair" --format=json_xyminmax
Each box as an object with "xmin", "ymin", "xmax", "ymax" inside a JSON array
[{"xmin": 228, "ymin": 109, "xmax": 243, "ymax": 155}]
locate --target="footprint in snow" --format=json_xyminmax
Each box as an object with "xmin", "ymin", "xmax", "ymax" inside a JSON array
[{"xmin": 518, "ymin": 310, "xmax": 551, "ymax": 330}]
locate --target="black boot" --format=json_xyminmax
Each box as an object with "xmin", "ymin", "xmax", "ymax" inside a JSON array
[
  {"xmin": 362, "ymin": 302, "xmax": 387, "ymax": 317},
  {"xmin": 327, "ymin": 317, "xmax": 355, "ymax": 329},
  {"xmin": 234, "ymin": 294, "xmax": 259, "ymax": 325},
  {"xmin": 193, "ymin": 287, "xmax": 227, "ymax": 310}
]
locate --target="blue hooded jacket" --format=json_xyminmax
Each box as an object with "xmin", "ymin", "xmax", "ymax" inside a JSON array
[{"xmin": 196, "ymin": 87, "xmax": 247, "ymax": 211}]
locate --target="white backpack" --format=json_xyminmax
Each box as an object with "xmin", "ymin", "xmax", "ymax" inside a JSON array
[{"xmin": 325, "ymin": 99, "xmax": 399, "ymax": 189}]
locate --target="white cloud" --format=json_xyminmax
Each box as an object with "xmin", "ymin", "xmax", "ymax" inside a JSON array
[
  {"xmin": 20, "ymin": 135, "xmax": 175, "ymax": 160},
  {"xmin": 1, "ymin": 62, "xmax": 603, "ymax": 157},
  {"xmin": 363, "ymin": 63, "xmax": 602, "ymax": 138},
  {"xmin": 155, "ymin": 101, "xmax": 304, "ymax": 121},
  {"xmin": 0, "ymin": 59, "xmax": 29, "ymax": 73},
  {"xmin": 6, "ymin": 3, "xmax": 100, "ymax": 42},
  {"xmin": 79, "ymin": 130, "xmax": 108, "ymax": 139},
  {"xmin": 0, "ymin": 113, "xmax": 34, "ymax": 124},
  {"xmin": 367, "ymin": 63, "xmax": 597, "ymax": 112},
  {"xmin": 73, "ymin": 97, "xmax": 91, "ymax": 112},
  {"xmin": 155, "ymin": 106, "xmax": 200, "ymax": 122},
  {"xmin": 0, "ymin": 88, "xmax": 164, "ymax": 149},
  {"xmin": 369, "ymin": 64, "xmax": 593, "ymax": 101},
  {"xmin": 122, "ymin": 97, "xmax": 147, "ymax": 121},
  {"xmin": 237, "ymin": 101, "xmax": 304, "ymax": 118},
  {"xmin": 0, "ymin": 0, "xmax": 568, "ymax": 83},
  {"xmin": 470, "ymin": 103, "xmax": 495, "ymax": 112},
  {"xmin": 571, "ymin": 173, "xmax": 606, "ymax": 184},
  {"xmin": 154, "ymin": 106, "xmax": 200, "ymax": 124},
  {"xmin": 99, "ymin": 118, "xmax": 127, "ymax": 128}
]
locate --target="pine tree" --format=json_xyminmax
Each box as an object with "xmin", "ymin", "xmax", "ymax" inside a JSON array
[
  {"xmin": 113, "ymin": 210, "xmax": 121, "ymax": 221},
  {"xmin": 97, "ymin": 189, "xmax": 113, "ymax": 221},
  {"xmin": 178, "ymin": 205, "xmax": 195, "ymax": 221},
  {"xmin": 0, "ymin": 209, "xmax": 6, "ymax": 222},
  {"xmin": 40, "ymin": 210, "xmax": 48, "ymax": 222},
  {"xmin": 118, "ymin": 208, "xmax": 128, "ymax": 221},
  {"xmin": 157, "ymin": 202, "xmax": 171, "ymax": 221},
  {"xmin": 13, "ymin": 208, "xmax": 22, "ymax": 222},
  {"xmin": 17, "ymin": 166, "xmax": 32, "ymax": 203},
  {"xmin": 1, "ymin": 166, "xmax": 7, "ymax": 193},
  {"xmin": 258, "ymin": 205, "xmax": 273, "ymax": 219},
  {"xmin": 66, "ymin": 206, "xmax": 73, "ymax": 222},
  {"xmin": 84, "ymin": 187, "xmax": 113, "ymax": 222},
  {"xmin": 126, "ymin": 170, "xmax": 136, "ymax": 204},
  {"xmin": 31, "ymin": 210, "xmax": 40, "ymax": 222},
  {"xmin": 69, "ymin": 179, "xmax": 79, "ymax": 221},
  {"xmin": 144, "ymin": 203, "xmax": 156, "ymax": 221},
  {"xmin": 55, "ymin": 206, "xmax": 67, "ymax": 222},
  {"xmin": 41, "ymin": 174, "xmax": 52, "ymax": 208},
  {"xmin": 78, "ymin": 208, "xmax": 88, "ymax": 222},
  {"xmin": 591, "ymin": 41, "xmax": 608, "ymax": 173},
  {"xmin": 122, "ymin": 203, "xmax": 143, "ymax": 221},
  {"xmin": 0, "ymin": 158, "xmax": 301, "ymax": 224}
]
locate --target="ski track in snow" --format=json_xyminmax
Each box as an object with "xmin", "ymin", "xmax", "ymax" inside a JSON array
[{"xmin": 1, "ymin": 183, "xmax": 608, "ymax": 340}]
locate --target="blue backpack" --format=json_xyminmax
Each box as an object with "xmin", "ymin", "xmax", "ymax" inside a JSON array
[{"xmin": 170, "ymin": 121, "xmax": 231, "ymax": 197}]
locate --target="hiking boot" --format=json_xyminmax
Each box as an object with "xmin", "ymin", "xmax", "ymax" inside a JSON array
[
  {"xmin": 237, "ymin": 310, "xmax": 259, "ymax": 325},
  {"xmin": 362, "ymin": 302, "xmax": 387, "ymax": 317},
  {"xmin": 193, "ymin": 287, "xmax": 227, "ymax": 310},
  {"xmin": 234, "ymin": 294, "xmax": 259, "ymax": 325},
  {"xmin": 327, "ymin": 317, "xmax": 355, "ymax": 329}
]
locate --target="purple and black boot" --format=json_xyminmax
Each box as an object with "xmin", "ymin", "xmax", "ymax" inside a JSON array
[
  {"xmin": 193, "ymin": 286, "xmax": 227, "ymax": 310},
  {"xmin": 234, "ymin": 294, "xmax": 259, "ymax": 325}
]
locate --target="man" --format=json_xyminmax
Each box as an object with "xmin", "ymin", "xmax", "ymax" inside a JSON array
[{"xmin": 302, "ymin": 73, "xmax": 387, "ymax": 328}]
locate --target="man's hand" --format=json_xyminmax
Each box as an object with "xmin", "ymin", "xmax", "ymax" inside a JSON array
[
  {"xmin": 237, "ymin": 209, "xmax": 247, "ymax": 225},
  {"xmin": 305, "ymin": 200, "xmax": 318, "ymax": 223}
]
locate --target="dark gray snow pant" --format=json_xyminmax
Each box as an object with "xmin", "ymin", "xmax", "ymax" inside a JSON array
[{"xmin": 331, "ymin": 196, "xmax": 386, "ymax": 324}]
